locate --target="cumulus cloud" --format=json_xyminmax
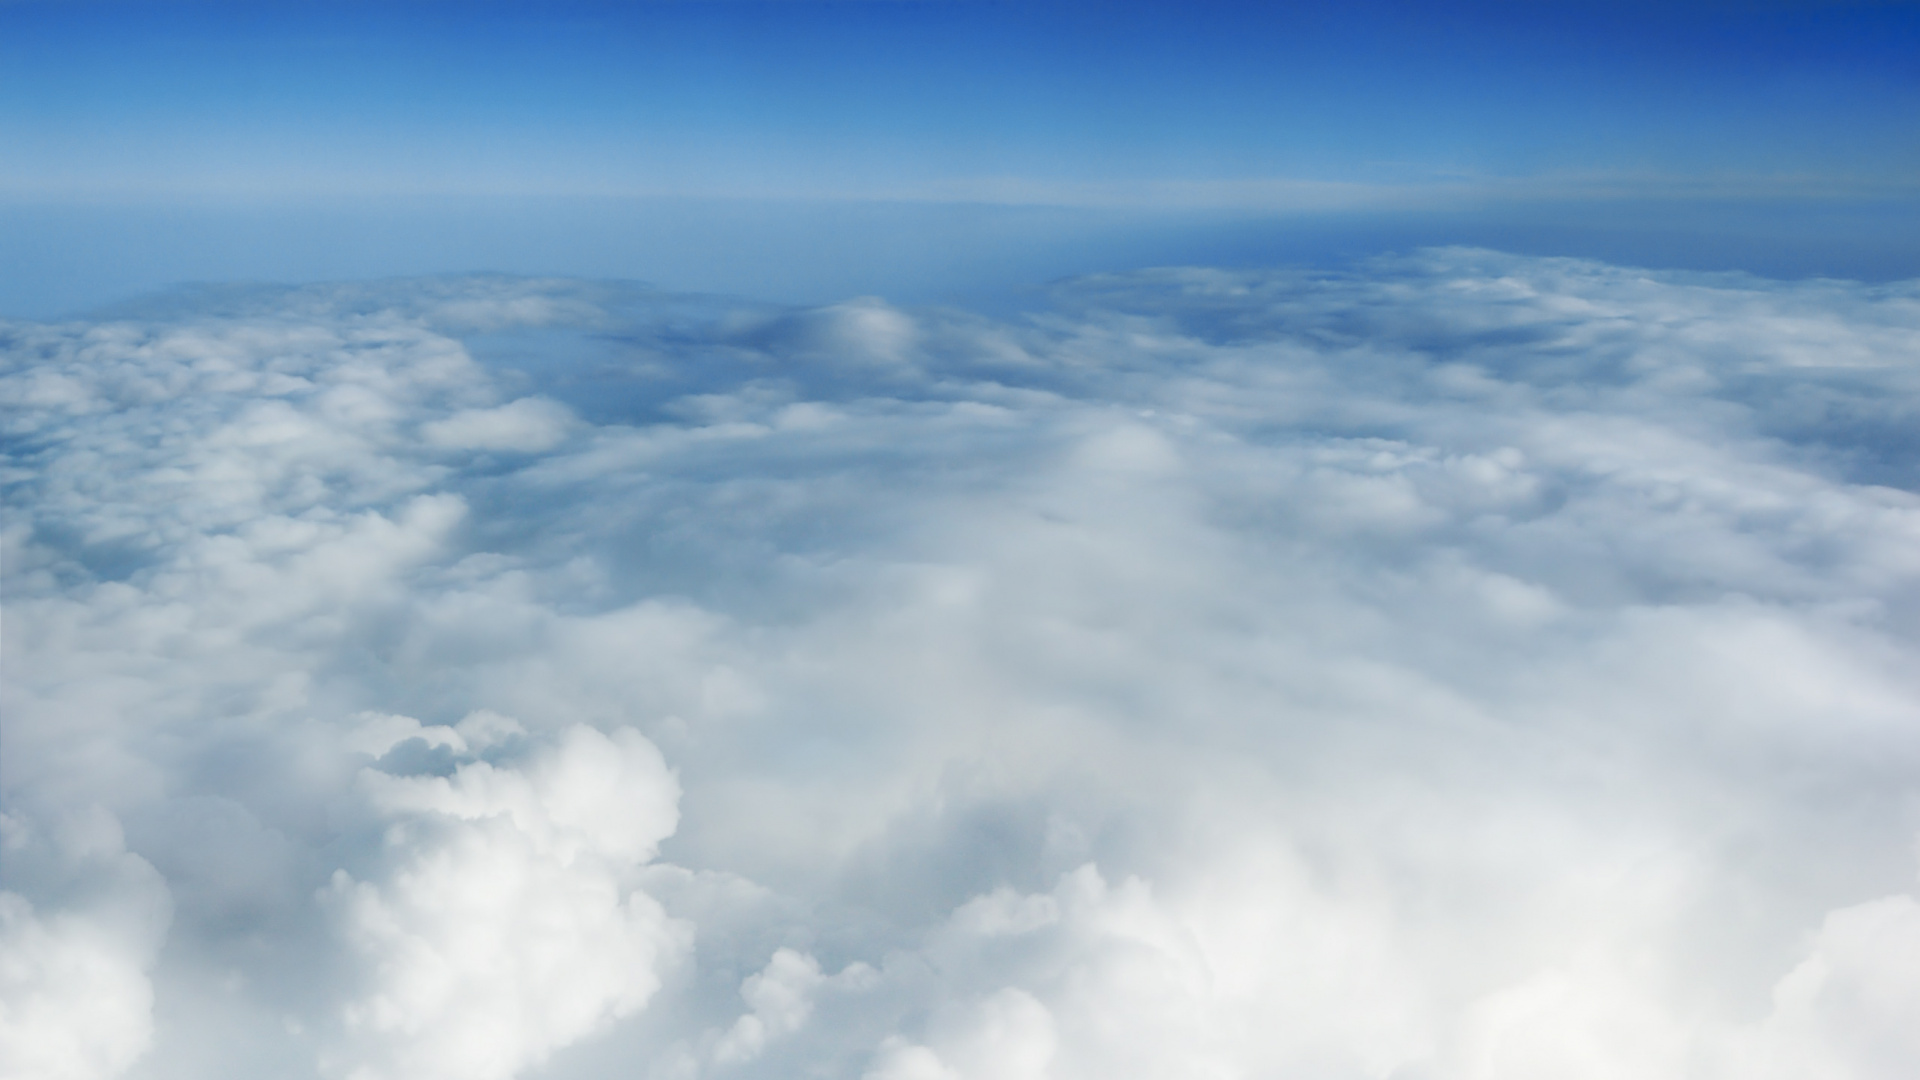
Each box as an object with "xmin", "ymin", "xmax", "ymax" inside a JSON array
[
  {"xmin": 0, "ymin": 809, "xmax": 172, "ymax": 1080},
  {"xmin": 421, "ymin": 397, "xmax": 575, "ymax": 453},
  {"xmin": 323, "ymin": 723, "xmax": 686, "ymax": 1080},
  {"xmin": 2, "ymin": 251, "xmax": 1919, "ymax": 1080}
]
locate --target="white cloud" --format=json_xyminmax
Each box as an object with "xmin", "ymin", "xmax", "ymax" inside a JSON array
[
  {"xmin": 422, "ymin": 398, "xmax": 575, "ymax": 454},
  {"xmin": 708, "ymin": 946, "xmax": 877, "ymax": 1067},
  {"xmin": 3, "ymin": 255, "xmax": 1919, "ymax": 1080},
  {"xmin": 323, "ymin": 724, "xmax": 688, "ymax": 1080},
  {"xmin": 1715, "ymin": 890, "xmax": 1920, "ymax": 1080},
  {"xmin": 0, "ymin": 809, "xmax": 172, "ymax": 1080}
]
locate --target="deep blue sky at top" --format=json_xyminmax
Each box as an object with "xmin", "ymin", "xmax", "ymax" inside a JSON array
[
  {"xmin": 2, "ymin": 0, "xmax": 1917, "ymax": 315},
  {"xmin": 7, "ymin": 0, "xmax": 1917, "ymax": 197}
]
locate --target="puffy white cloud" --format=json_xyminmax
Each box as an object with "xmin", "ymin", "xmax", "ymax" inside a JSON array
[
  {"xmin": 323, "ymin": 723, "xmax": 687, "ymax": 1080},
  {"xmin": 3, "ymin": 253, "xmax": 1919, "ymax": 1080},
  {"xmin": 422, "ymin": 397, "xmax": 575, "ymax": 453},
  {"xmin": 0, "ymin": 809, "xmax": 172, "ymax": 1080},
  {"xmin": 709, "ymin": 946, "xmax": 873, "ymax": 1067},
  {"xmin": 1714, "ymin": 889, "xmax": 1920, "ymax": 1080}
]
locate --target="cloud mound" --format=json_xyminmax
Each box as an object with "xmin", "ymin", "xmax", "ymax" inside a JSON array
[
  {"xmin": 4, "ymin": 251, "xmax": 1920, "ymax": 1080},
  {"xmin": 325, "ymin": 722, "xmax": 685, "ymax": 1080},
  {"xmin": 0, "ymin": 809, "xmax": 171, "ymax": 1080}
]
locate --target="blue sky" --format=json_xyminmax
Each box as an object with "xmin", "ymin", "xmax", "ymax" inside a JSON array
[{"xmin": 2, "ymin": 0, "xmax": 1917, "ymax": 313}]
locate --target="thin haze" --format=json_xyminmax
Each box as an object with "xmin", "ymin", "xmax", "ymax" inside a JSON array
[
  {"xmin": 3, "ymin": 4, "xmax": 1920, "ymax": 1080},
  {"xmin": 1, "ymin": 1, "xmax": 1918, "ymax": 314}
]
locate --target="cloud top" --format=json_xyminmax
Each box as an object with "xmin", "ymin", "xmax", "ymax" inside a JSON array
[{"xmin": 4, "ymin": 251, "xmax": 1920, "ymax": 1080}]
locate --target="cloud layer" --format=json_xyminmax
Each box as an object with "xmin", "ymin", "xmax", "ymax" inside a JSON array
[{"xmin": 4, "ymin": 252, "xmax": 1919, "ymax": 1080}]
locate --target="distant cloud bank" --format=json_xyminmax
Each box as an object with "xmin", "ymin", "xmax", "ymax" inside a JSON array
[{"xmin": 5, "ymin": 251, "xmax": 1920, "ymax": 1080}]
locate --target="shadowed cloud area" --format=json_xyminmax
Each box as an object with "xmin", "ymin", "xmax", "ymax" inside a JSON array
[{"xmin": 5, "ymin": 250, "xmax": 1920, "ymax": 1080}]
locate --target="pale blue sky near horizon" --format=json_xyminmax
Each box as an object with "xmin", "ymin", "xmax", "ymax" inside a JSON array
[{"xmin": 3, "ymin": 0, "xmax": 1917, "ymax": 317}]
